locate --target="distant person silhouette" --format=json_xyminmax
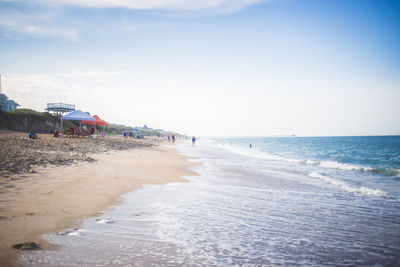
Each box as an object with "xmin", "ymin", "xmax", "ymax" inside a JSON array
[{"xmin": 192, "ymin": 136, "xmax": 196, "ymax": 146}]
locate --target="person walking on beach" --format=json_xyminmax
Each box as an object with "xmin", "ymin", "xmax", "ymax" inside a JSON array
[
  {"xmin": 192, "ymin": 136, "xmax": 196, "ymax": 146},
  {"xmin": 172, "ymin": 134, "xmax": 175, "ymax": 143}
]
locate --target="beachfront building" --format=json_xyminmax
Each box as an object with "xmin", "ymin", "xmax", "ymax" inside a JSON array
[
  {"xmin": 0, "ymin": 94, "xmax": 20, "ymax": 111},
  {"xmin": 46, "ymin": 103, "xmax": 75, "ymax": 115}
]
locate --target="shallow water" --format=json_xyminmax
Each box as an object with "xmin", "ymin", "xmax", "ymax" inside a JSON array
[{"xmin": 20, "ymin": 137, "xmax": 400, "ymax": 266}]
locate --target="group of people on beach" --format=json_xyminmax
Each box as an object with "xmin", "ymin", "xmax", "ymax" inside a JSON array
[
  {"xmin": 123, "ymin": 131, "xmax": 144, "ymax": 139},
  {"xmin": 168, "ymin": 134, "xmax": 175, "ymax": 143},
  {"xmin": 123, "ymin": 131, "xmax": 133, "ymax": 138}
]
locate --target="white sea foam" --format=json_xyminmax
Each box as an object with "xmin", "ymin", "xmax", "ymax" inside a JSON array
[
  {"xmin": 216, "ymin": 143, "xmax": 285, "ymax": 161},
  {"xmin": 308, "ymin": 172, "xmax": 387, "ymax": 197},
  {"xmin": 217, "ymin": 144, "xmax": 376, "ymax": 173},
  {"xmin": 57, "ymin": 228, "xmax": 85, "ymax": 236},
  {"xmin": 188, "ymin": 158, "xmax": 204, "ymax": 163},
  {"xmin": 318, "ymin": 161, "xmax": 373, "ymax": 172},
  {"xmin": 96, "ymin": 219, "xmax": 114, "ymax": 224},
  {"xmin": 67, "ymin": 231, "xmax": 81, "ymax": 236}
]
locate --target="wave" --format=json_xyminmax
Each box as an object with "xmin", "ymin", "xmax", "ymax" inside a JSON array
[
  {"xmin": 217, "ymin": 144, "xmax": 398, "ymax": 176},
  {"xmin": 308, "ymin": 172, "xmax": 388, "ymax": 197},
  {"xmin": 95, "ymin": 219, "xmax": 114, "ymax": 224},
  {"xmin": 57, "ymin": 228, "xmax": 85, "ymax": 236},
  {"xmin": 381, "ymin": 168, "xmax": 400, "ymax": 178}
]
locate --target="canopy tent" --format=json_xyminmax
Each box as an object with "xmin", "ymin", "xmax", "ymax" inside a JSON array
[
  {"xmin": 83, "ymin": 115, "xmax": 110, "ymax": 136},
  {"xmin": 60, "ymin": 110, "xmax": 95, "ymax": 133},
  {"xmin": 82, "ymin": 115, "xmax": 109, "ymax": 126},
  {"xmin": 61, "ymin": 110, "xmax": 95, "ymax": 121}
]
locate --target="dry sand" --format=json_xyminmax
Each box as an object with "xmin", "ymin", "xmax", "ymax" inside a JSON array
[
  {"xmin": 0, "ymin": 132, "xmax": 196, "ymax": 266},
  {"xmin": 0, "ymin": 131, "xmax": 152, "ymax": 176}
]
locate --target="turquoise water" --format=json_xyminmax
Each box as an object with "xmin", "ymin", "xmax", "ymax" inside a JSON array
[
  {"xmin": 217, "ymin": 136, "xmax": 400, "ymax": 199},
  {"xmin": 19, "ymin": 136, "xmax": 400, "ymax": 266},
  {"xmin": 220, "ymin": 136, "xmax": 400, "ymax": 176}
]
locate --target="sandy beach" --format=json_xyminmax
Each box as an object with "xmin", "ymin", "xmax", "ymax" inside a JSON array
[
  {"xmin": 0, "ymin": 132, "xmax": 196, "ymax": 266},
  {"xmin": 0, "ymin": 131, "xmax": 153, "ymax": 176}
]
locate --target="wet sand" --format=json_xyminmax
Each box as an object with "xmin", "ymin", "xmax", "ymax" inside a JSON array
[{"xmin": 0, "ymin": 132, "xmax": 196, "ymax": 266}]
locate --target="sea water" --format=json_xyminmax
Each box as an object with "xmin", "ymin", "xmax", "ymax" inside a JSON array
[{"xmin": 19, "ymin": 136, "xmax": 400, "ymax": 266}]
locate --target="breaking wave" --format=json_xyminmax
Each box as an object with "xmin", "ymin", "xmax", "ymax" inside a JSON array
[
  {"xmin": 308, "ymin": 172, "xmax": 388, "ymax": 197},
  {"xmin": 217, "ymin": 144, "xmax": 399, "ymax": 176}
]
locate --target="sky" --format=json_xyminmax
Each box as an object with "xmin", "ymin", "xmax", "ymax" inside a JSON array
[{"xmin": 0, "ymin": 0, "xmax": 399, "ymax": 136}]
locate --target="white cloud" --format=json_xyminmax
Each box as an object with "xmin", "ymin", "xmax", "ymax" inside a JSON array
[
  {"xmin": 0, "ymin": 9, "xmax": 79, "ymax": 39},
  {"xmin": 0, "ymin": 50, "xmax": 23, "ymax": 56},
  {"xmin": 1, "ymin": 72, "xmax": 124, "ymax": 112},
  {"xmin": 2, "ymin": 74, "xmax": 71, "ymax": 111},
  {"xmin": 0, "ymin": 0, "xmax": 267, "ymax": 39},
  {"xmin": 25, "ymin": 0, "xmax": 266, "ymax": 12},
  {"xmin": 52, "ymin": 71, "xmax": 125, "ymax": 77}
]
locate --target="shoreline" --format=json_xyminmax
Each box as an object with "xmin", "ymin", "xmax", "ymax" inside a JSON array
[{"xmin": 0, "ymin": 135, "xmax": 197, "ymax": 266}]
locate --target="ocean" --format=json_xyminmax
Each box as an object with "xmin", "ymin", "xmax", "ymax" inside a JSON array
[{"xmin": 20, "ymin": 136, "xmax": 400, "ymax": 266}]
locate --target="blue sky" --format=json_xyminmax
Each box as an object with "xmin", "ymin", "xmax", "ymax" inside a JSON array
[{"xmin": 0, "ymin": 0, "xmax": 399, "ymax": 136}]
